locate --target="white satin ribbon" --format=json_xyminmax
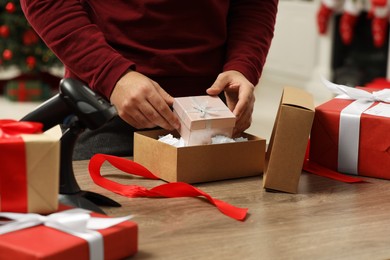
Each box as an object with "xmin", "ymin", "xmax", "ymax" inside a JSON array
[
  {"xmin": 323, "ymin": 77, "xmax": 390, "ymax": 102},
  {"xmin": 338, "ymin": 100, "xmax": 373, "ymax": 174},
  {"xmin": 0, "ymin": 208, "xmax": 133, "ymax": 260},
  {"xmin": 322, "ymin": 77, "xmax": 390, "ymax": 174},
  {"xmin": 188, "ymin": 97, "xmax": 227, "ymax": 119}
]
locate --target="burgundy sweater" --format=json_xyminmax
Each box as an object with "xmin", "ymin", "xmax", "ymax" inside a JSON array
[{"xmin": 21, "ymin": 0, "xmax": 278, "ymax": 99}]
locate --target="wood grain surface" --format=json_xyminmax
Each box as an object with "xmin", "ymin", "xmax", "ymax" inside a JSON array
[{"xmin": 73, "ymin": 159, "xmax": 390, "ymax": 260}]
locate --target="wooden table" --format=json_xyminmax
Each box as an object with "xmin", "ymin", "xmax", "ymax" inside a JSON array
[{"xmin": 73, "ymin": 159, "xmax": 390, "ymax": 260}]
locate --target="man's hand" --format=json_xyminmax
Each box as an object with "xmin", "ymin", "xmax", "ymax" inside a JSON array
[
  {"xmin": 206, "ymin": 70, "xmax": 255, "ymax": 136},
  {"xmin": 110, "ymin": 70, "xmax": 180, "ymax": 130}
]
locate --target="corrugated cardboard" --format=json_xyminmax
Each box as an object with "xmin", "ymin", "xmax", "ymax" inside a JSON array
[
  {"xmin": 263, "ymin": 86, "xmax": 314, "ymax": 193},
  {"xmin": 173, "ymin": 95, "xmax": 236, "ymax": 146},
  {"xmin": 134, "ymin": 129, "xmax": 265, "ymax": 183}
]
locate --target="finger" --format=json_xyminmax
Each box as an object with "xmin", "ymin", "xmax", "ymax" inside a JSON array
[
  {"xmin": 233, "ymin": 107, "xmax": 252, "ymax": 137},
  {"xmin": 140, "ymin": 102, "xmax": 176, "ymax": 130},
  {"xmin": 224, "ymin": 90, "xmax": 239, "ymax": 112},
  {"xmin": 117, "ymin": 91, "xmax": 172, "ymax": 130},
  {"xmin": 113, "ymin": 91, "xmax": 156, "ymax": 129},
  {"xmin": 146, "ymin": 87, "xmax": 180, "ymax": 130},
  {"xmin": 156, "ymin": 85, "xmax": 175, "ymax": 107},
  {"xmin": 120, "ymin": 108, "xmax": 155, "ymax": 129},
  {"xmin": 125, "ymin": 102, "xmax": 176, "ymax": 130},
  {"xmin": 206, "ymin": 74, "xmax": 227, "ymax": 96},
  {"xmin": 230, "ymin": 89, "xmax": 255, "ymax": 136},
  {"xmin": 230, "ymin": 85, "xmax": 255, "ymax": 117}
]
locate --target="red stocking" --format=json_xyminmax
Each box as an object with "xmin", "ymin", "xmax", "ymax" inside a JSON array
[
  {"xmin": 339, "ymin": 0, "xmax": 362, "ymax": 45},
  {"xmin": 339, "ymin": 12, "xmax": 358, "ymax": 45},
  {"xmin": 371, "ymin": 0, "xmax": 388, "ymax": 48},
  {"xmin": 317, "ymin": 2, "xmax": 334, "ymax": 34}
]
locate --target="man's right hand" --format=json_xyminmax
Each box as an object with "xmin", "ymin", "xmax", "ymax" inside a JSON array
[{"xmin": 110, "ymin": 70, "xmax": 180, "ymax": 130}]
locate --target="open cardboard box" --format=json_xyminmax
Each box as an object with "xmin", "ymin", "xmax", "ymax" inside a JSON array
[
  {"xmin": 133, "ymin": 129, "xmax": 265, "ymax": 183},
  {"xmin": 263, "ymin": 86, "xmax": 314, "ymax": 193}
]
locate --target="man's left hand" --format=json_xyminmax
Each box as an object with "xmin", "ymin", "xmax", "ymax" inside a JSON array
[{"xmin": 206, "ymin": 70, "xmax": 255, "ymax": 137}]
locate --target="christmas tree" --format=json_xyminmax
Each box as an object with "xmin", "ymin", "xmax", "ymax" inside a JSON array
[
  {"xmin": 0, "ymin": 0, "xmax": 62, "ymax": 101},
  {"xmin": 0, "ymin": 0, "xmax": 62, "ymax": 73}
]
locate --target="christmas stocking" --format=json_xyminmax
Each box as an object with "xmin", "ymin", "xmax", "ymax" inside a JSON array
[
  {"xmin": 371, "ymin": 0, "xmax": 389, "ymax": 48},
  {"xmin": 339, "ymin": 0, "xmax": 363, "ymax": 45},
  {"xmin": 317, "ymin": 0, "xmax": 344, "ymax": 34}
]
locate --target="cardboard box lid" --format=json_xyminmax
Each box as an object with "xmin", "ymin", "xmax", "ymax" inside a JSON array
[
  {"xmin": 281, "ymin": 86, "xmax": 315, "ymax": 111},
  {"xmin": 263, "ymin": 86, "xmax": 314, "ymax": 193},
  {"xmin": 173, "ymin": 95, "xmax": 236, "ymax": 130}
]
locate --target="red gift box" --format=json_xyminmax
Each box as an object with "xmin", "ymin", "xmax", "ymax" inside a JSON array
[
  {"xmin": 365, "ymin": 78, "xmax": 390, "ymax": 90},
  {"xmin": 5, "ymin": 79, "xmax": 52, "ymax": 102},
  {"xmin": 0, "ymin": 206, "xmax": 138, "ymax": 259},
  {"xmin": 309, "ymin": 94, "xmax": 390, "ymax": 179}
]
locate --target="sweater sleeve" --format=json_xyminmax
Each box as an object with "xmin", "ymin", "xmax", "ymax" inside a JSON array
[
  {"xmin": 224, "ymin": 0, "xmax": 278, "ymax": 86},
  {"xmin": 20, "ymin": 0, "xmax": 135, "ymax": 99}
]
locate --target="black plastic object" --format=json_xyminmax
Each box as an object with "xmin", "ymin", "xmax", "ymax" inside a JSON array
[{"xmin": 21, "ymin": 78, "xmax": 121, "ymax": 214}]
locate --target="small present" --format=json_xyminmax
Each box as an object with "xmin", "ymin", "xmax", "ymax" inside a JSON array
[
  {"xmin": 0, "ymin": 120, "xmax": 60, "ymax": 214},
  {"xmin": 172, "ymin": 95, "xmax": 236, "ymax": 146},
  {"xmin": 5, "ymin": 79, "xmax": 52, "ymax": 102},
  {"xmin": 309, "ymin": 79, "xmax": 390, "ymax": 179},
  {"xmin": 0, "ymin": 206, "xmax": 138, "ymax": 259}
]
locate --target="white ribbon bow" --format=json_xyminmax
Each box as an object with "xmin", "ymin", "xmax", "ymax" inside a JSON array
[
  {"xmin": 322, "ymin": 77, "xmax": 390, "ymax": 174},
  {"xmin": 0, "ymin": 208, "xmax": 133, "ymax": 260},
  {"xmin": 190, "ymin": 97, "xmax": 226, "ymax": 118},
  {"xmin": 322, "ymin": 77, "xmax": 390, "ymax": 103}
]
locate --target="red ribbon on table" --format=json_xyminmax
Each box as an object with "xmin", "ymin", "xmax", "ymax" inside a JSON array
[
  {"xmin": 88, "ymin": 153, "xmax": 248, "ymax": 221},
  {"xmin": 302, "ymin": 140, "xmax": 367, "ymax": 183},
  {"xmin": 0, "ymin": 119, "xmax": 43, "ymax": 212}
]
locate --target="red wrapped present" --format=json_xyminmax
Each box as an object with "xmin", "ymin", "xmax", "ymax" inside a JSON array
[
  {"xmin": 309, "ymin": 79, "xmax": 390, "ymax": 179},
  {"xmin": 5, "ymin": 79, "xmax": 52, "ymax": 102},
  {"xmin": 365, "ymin": 78, "xmax": 390, "ymax": 90},
  {"xmin": 0, "ymin": 120, "xmax": 60, "ymax": 214},
  {"xmin": 172, "ymin": 95, "xmax": 236, "ymax": 146},
  {"xmin": 0, "ymin": 206, "xmax": 138, "ymax": 259}
]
